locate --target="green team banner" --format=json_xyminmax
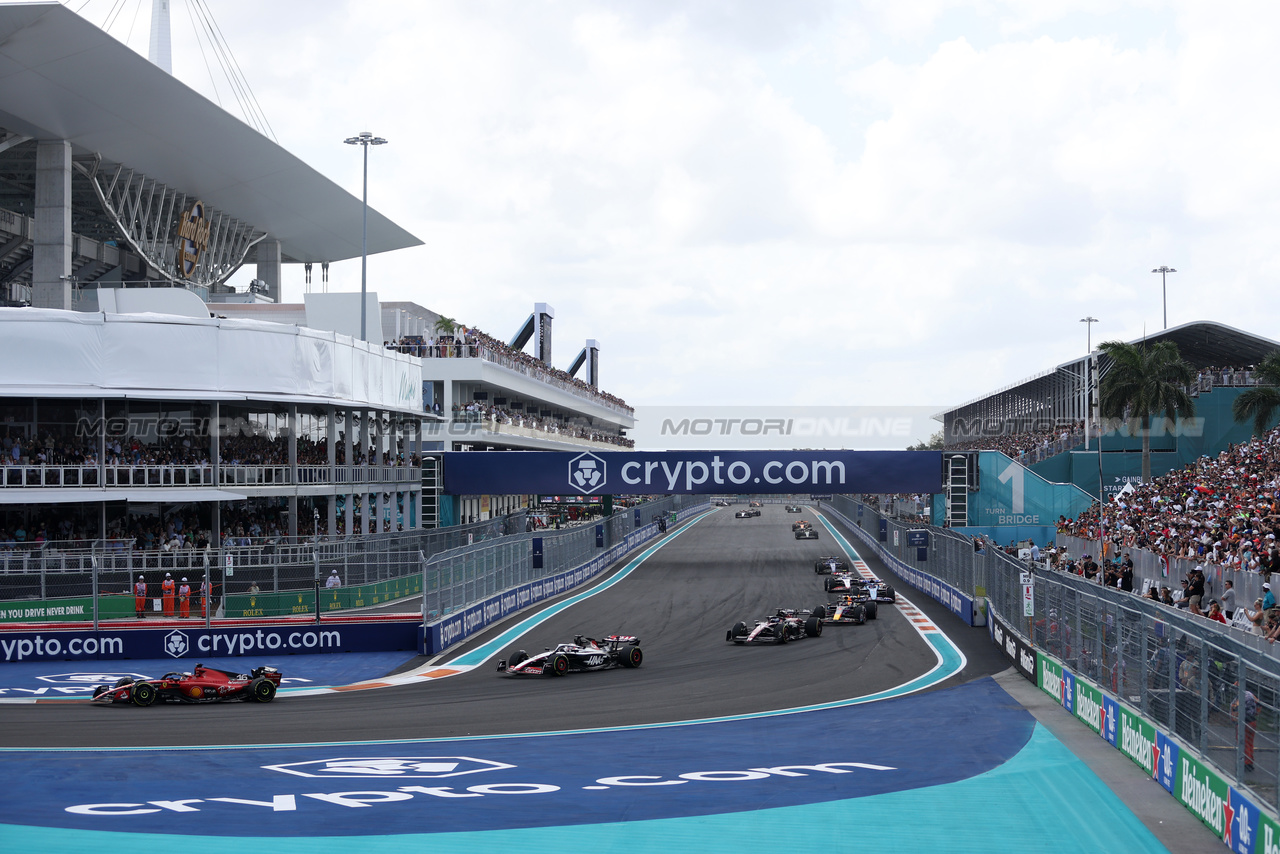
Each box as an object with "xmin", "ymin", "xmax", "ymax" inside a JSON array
[
  {"xmin": 1074, "ymin": 679, "xmax": 1104, "ymax": 735},
  {"xmin": 0, "ymin": 596, "xmax": 134, "ymax": 623},
  {"xmin": 1177, "ymin": 750, "xmax": 1230, "ymax": 842},
  {"xmin": 1, "ymin": 576, "xmax": 424, "ymax": 624},
  {"xmin": 224, "ymin": 576, "xmax": 422, "ymax": 619},
  {"xmin": 1116, "ymin": 705, "xmax": 1157, "ymax": 778}
]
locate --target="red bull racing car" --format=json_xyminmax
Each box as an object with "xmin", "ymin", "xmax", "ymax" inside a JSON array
[
  {"xmin": 726, "ymin": 609, "xmax": 823, "ymax": 644},
  {"xmin": 498, "ymin": 635, "xmax": 644, "ymax": 676},
  {"xmin": 814, "ymin": 594, "xmax": 877, "ymax": 623},
  {"xmin": 90, "ymin": 664, "xmax": 282, "ymax": 706}
]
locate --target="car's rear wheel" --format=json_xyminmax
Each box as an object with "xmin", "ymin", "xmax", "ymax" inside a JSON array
[
  {"xmin": 866, "ymin": 601, "xmax": 878, "ymax": 620},
  {"xmin": 131, "ymin": 682, "xmax": 156, "ymax": 707},
  {"xmin": 251, "ymin": 677, "xmax": 277, "ymax": 703},
  {"xmin": 812, "ymin": 606, "xmax": 826, "ymax": 620},
  {"xmin": 622, "ymin": 646, "xmax": 643, "ymax": 668},
  {"xmin": 548, "ymin": 653, "xmax": 570, "ymax": 676},
  {"xmin": 805, "ymin": 616, "xmax": 822, "ymax": 637}
]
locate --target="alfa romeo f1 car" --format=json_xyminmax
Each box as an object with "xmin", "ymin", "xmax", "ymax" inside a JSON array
[
  {"xmin": 91, "ymin": 664, "xmax": 282, "ymax": 705},
  {"xmin": 813, "ymin": 595, "xmax": 874, "ymax": 624},
  {"xmin": 497, "ymin": 635, "xmax": 643, "ymax": 676},
  {"xmin": 794, "ymin": 527, "xmax": 819, "ymax": 540},
  {"xmin": 823, "ymin": 573, "xmax": 897, "ymax": 603},
  {"xmin": 726, "ymin": 609, "xmax": 823, "ymax": 644},
  {"xmin": 814, "ymin": 556, "xmax": 849, "ymax": 574}
]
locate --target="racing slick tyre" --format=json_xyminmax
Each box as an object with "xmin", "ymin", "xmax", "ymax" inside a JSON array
[
  {"xmin": 805, "ymin": 616, "xmax": 822, "ymax": 637},
  {"xmin": 812, "ymin": 606, "xmax": 826, "ymax": 620},
  {"xmin": 114, "ymin": 677, "xmax": 134, "ymax": 687},
  {"xmin": 131, "ymin": 682, "xmax": 156, "ymax": 707},
  {"xmin": 548, "ymin": 653, "xmax": 570, "ymax": 676},
  {"xmin": 621, "ymin": 646, "xmax": 644, "ymax": 668},
  {"xmin": 865, "ymin": 600, "xmax": 878, "ymax": 621},
  {"xmin": 251, "ymin": 677, "xmax": 277, "ymax": 703},
  {"xmin": 728, "ymin": 621, "xmax": 747, "ymax": 643},
  {"xmin": 823, "ymin": 578, "xmax": 833, "ymax": 592},
  {"xmin": 776, "ymin": 627, "xmax": 789, "ymax": 644},
  {"xmin": 508, "ymin": 650, "xmax": 529, "ymax": 670}
]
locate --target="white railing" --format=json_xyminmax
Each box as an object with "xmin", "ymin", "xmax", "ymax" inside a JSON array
[{"xmin": 1, "ymin": 463, "xmax": 420, "ymax": 489}]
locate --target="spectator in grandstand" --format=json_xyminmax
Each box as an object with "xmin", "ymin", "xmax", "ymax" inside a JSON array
[
  {"xmin": 1245, "ymin": 599, "xmax": 1267, "ymax": 635},
  {"xmin": 1221, "ymin": 579, "xmax": 1238, "ymax": 619},
  {"xmin": 1264, "ymin": 583, "xmax": 1276, "ymax": 611},
  {"xmin": 1206, "ymin": 600, "xmax": 1227, "ymax": 624}
]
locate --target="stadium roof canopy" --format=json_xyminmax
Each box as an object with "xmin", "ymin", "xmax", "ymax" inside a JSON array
[
  {"xmin": 934, "ymin": 320, "xmax": 1280, "ymax": 433},
  {"xmin": 0, "ymin": 1, "xmax": 421, "ymax": 272}
]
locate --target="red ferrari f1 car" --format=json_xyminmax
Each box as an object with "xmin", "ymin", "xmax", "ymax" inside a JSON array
[{"xmin": 91, "ymin": 664, "xmax": 282, "ymax": 705}]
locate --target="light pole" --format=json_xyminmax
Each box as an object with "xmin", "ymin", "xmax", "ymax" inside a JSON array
[
  {"xmin": 1152, "ymin": 266, "xmax": 1176, "ymax": 330},
  {"xmin": 1080, "ymin": 317, "xmax": 1098, "ymax": 450},
  {"xmin": 343, "ymin": 131, "xmax": 388, "ymax": 342}
]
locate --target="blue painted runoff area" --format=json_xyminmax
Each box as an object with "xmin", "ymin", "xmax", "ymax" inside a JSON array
[
  {"xmin": 0, "ymin": 652, "xmax": 416, "ymax": 698},
  {"xmin": 0, "ymin": 678, "xmax": 1166, "ymax": 853}
]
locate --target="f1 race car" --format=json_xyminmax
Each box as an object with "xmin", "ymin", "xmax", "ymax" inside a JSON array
[
  {"xmin": 791, "ymin": 520, "xmax": 812, "ymax": 532},
  {"xmin": 726, "ymin": 609, "xmax": 822, "ymax": 644},
  {"xmin": 714, "ymin": 499, "xmax": 731, "ymax": 507},
  {"xmin": 814, "ymin": 556, "xmax": 849, "ymax": 574},
  {"xmin": 497, "ymin": 635, "xmax": 644, "ymax": 676},
  {"xmin": 823, "ymin": 573, "xmax": 897, "ymax": 603},
  {"xmin": 813, "ymin": 595, "xmax": 875, "ymax": 624},
  {"xmin": 794, "ymin": 528, "xmax": 819, "ymax": 540},
  {"xmin": 91, "ymin": 664, "xmax": 282, "ymax": 706},
  {"xmin": 749, "ymin": 501, "xmax": 763, "ymax": 508},
  {"xmin": 735, "ymin": 509, "xmax": 755, "ymax": 519},
  {"xmin": 785, "ymin": 505, "xmax": 803, "ymax": 513}
]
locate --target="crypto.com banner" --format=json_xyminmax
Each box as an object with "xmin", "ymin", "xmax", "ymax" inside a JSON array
[
  {"xmin": 441, "ymin": 450, "xmax": 942, "ymax": 496},
  {"xmin": 630, "ymin": 406, "xmax": 944, "ymax": 451}
]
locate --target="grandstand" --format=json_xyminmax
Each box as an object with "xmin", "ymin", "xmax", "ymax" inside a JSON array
[
  {"xmin": 0, "ymin": 2, "xmax": 635, "ymax": 533},
  {"xmin": 931, "ymin": 320, "xmax": 1280, "ymax": 540}
]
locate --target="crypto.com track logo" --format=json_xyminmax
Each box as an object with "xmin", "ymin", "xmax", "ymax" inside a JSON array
[
  {"xmin": 568, "ymin": 452, "xmax": 607, "ymax": 494},
  {"xmin": 263, "ymin": 757, "xmax": 515, "ymax": 778}
]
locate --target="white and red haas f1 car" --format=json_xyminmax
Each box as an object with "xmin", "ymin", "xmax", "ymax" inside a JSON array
[
  {"xmin": 498, "ymin": 635, "xmax": 643, "ymax": 676},
  {"xmin": 726, "ymin": 609, "xmax": 823, "ymax": 644}
]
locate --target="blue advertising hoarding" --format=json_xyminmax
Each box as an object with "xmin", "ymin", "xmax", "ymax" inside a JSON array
[{"xmin": 442, "ymin": 450, "xmax": 942, "ymax": 496}]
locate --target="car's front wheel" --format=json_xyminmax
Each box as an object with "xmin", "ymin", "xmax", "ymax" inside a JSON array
[{"xmin": 131, "ymin": 682, "xmax": 156, "ymax": 707}]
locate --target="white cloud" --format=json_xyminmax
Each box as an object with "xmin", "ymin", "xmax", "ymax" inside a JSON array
[{"xmin": 35, "ymin": 0, "xmax": 1280, "ymax": 432}]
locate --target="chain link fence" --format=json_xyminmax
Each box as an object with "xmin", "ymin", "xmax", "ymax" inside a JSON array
[
  {"xmin": 1, "ymin": 511, "xmax": 526, "ymax": 622},
  {"xmin": 836, "ymin": 495, "xmax": 1280, "ymax": 815},
  {"xmin": 423, "ymin": 495, "xmax": 696, "ymax": 621}
]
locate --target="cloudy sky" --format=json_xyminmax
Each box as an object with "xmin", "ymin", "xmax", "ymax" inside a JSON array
[{"xmin": 47, "ymin": 0, "xmax": 1280, "ymax": 427}]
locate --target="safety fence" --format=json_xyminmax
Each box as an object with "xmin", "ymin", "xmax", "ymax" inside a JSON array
[
  {"xmin": 422, "ymin": 495, "xmax": 697, "ymax": 623},
  {"xmin": 1056, "ymin": 533, "xmax": 1270, "ymax": 623},
  {"xmin": 834, "ymin": 495, "xmax": 1280, "ymax": 843},
  {"xmin": 0, "ymin": 512, "xmax": 526, "ymax": 624}
]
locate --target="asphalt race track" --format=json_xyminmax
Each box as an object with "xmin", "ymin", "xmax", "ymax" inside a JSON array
[
  {"xmin": 0, "ymin": 505, "xmax": 990, "ymax": 747},
  {"xmin": 0, "ymin": 506, "xmax": 1198, "ymax": 853}
]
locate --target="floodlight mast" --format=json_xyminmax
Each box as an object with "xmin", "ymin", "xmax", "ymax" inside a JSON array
[{"xmin": 343, "ymin": 132, "xmax": 388, "ymax": 342}]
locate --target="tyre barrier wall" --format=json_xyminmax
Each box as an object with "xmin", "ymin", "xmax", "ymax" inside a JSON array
[
  {"xmin": 0, "ymin": 618, "xmax": 422, "ymax": 663},
  {"xmin": 993, "ymin": 606, "xmax": 1280, "ymax": 853},
  {"xmin": 424, "ymin": 502, "xmax": 710, "ymax": 656},
  {"xmin": 820, "ymin": 501, "xmax": 983, "ymax": 627}
]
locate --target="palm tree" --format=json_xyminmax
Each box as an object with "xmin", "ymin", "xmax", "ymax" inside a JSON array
[
  {"xmin": 433, "ymin": 316, "xmax": 457, "ymax": 339},
  {"xmin": 1232, "ymin": 350, "xmax": 1280, "ymax": 436},
  {"xmin": 1097, "ymin": 339, "xmax": 1196, "ymax": 482}
]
